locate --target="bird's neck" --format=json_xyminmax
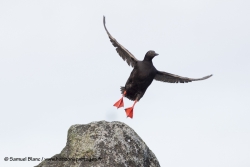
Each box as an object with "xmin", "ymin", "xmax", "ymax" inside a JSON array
[{"xmin": 143, "ymin": 56, "xmax": 153, "ymax": 62}]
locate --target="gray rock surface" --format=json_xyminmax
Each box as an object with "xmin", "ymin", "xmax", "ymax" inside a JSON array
[{"xmin": 36, "ymin": 121, "xmax": 160, "ymax": 167}]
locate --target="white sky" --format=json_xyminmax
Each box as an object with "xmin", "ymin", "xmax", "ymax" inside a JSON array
[{"xmin": 0, "ymin": 1, "xmax": 250, "ymax": 167}]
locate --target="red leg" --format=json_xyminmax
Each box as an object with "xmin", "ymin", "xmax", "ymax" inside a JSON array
[
  {"xmin": 125, "ymin": 100, "xmax": 137, "ymax": 119},
  {"xmin": 113, "ymin": 91, "xmax": 126, "ymax": 108}
]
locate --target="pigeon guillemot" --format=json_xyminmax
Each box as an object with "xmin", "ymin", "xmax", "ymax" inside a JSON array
[{"xmin": 103, "ymin": 16, "xmax": 212, "ymax": 118}]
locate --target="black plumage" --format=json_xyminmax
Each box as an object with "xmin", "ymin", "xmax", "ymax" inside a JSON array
[
  {"xmin": 120, "ymin": 51, "xmax": 159, "ymax": 101},
  {"xmin": 103, "ymin": 16, "xmax": 212, "ymax": 118},
  {"xmin": 103, "ymin": 16, "xmax": 212, "ymax": 102}
]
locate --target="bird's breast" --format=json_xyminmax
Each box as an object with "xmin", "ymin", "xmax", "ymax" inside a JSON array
[{"xmin": 135, "ymin": 66, "xmax": 156, "ymax": 81}]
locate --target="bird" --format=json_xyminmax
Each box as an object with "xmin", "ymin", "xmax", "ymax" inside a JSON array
[{"xmin": 103, "ymin": 16, "xmax": 212, "ymax": 119}]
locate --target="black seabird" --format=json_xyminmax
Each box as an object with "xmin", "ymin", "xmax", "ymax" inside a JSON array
[{"xmin": 103, "ymin": 16, "xmax": 212, "ymax": 118}]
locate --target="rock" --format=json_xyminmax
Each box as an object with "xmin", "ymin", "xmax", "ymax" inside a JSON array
[{"xmin": 36, "ymin": 121, "xmax": 160, "ymax": 167}]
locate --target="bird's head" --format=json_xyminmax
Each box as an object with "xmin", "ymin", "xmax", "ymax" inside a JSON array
[{"xmin": 144, "ymin": 50, "xmax": 159, "ymax": 61}]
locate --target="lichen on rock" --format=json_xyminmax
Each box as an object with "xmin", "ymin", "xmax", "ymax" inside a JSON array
[{"xmin": 36, "ymin": 121, "xmax": 160, "ymax": 167}]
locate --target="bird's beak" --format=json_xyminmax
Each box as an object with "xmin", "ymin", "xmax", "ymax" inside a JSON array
[{"xmin": 154, "ymin": 53, "xmax": 159, "ymax": 56}]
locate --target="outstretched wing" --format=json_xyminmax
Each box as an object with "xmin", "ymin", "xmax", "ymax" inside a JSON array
[
  {"xmin": 154, "ymin": 71, "xmax": 212, "ymax": 83},
  {"xmin": 103, "ymin": 16, "xmax": 138, "ymax": 67}
]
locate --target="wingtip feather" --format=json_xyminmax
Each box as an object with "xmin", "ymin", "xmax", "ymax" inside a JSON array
[
  {"xmin": 205, "ymin": 74, "xmax": 213, "ymax": 79},
  {"xmin": 103, "ymin": 16, "xmax": 106, "ymax": 25}
]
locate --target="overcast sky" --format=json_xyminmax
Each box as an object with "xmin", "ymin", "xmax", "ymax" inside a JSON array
[{"xmin": 0, "ymin": 1, "xmax": 250, "ymax": 167}]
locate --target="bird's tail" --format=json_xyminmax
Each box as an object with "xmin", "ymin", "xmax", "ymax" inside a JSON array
[{"xmin": 120, "ymin": 86, "xmax": 125, "ymax": 94}]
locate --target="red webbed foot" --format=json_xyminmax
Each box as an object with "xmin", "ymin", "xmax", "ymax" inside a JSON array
[
  {"xmin": 125, "ymin": 107, "xmax": 134, "ymax": 118},
  {"xmin": 113, "ymin": 91, "xmax": 126, "ymax": 108},
  {"xmin": 124, "ymin": 100, "xmax": 137, "ymax": 119},
  {"xmin": 113, "ymin": 97, "xmax": 124, "ymax": 108}
]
